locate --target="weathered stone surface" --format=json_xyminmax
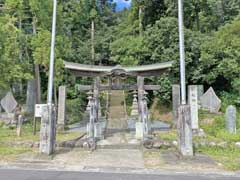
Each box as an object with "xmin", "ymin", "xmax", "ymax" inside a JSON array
[
  {"xmin": 98, "ymin": 101, "xmax": 102, "ymax": 118},
  {"xmin": 193, "ymin": 128, "xmax": 206, "ymax": 137},
  {"xmin": 225, "ymin": 105, "xmax": 237, "ymax": 134},
  {"xmin": 0, "ymin": 113, "xmax": 15, "ymax": 124},
  {"xmin": 26, "ymin": 80, "xmax": 37, "ymax": 113},
  {"xmin": 188, "ymin": 85, "xmax": 199, "ymax": 130},
  {"xmin": 57, "ymin": 86, "xmax": 66, "ymax": 130},
  {"xmin": 137, "ymin": 76, "xmax": 144, "ymax": 122},
  {"xmin": 135, "ymin": 122, "xmax": 144, "ymax": 139},
  {"xmin": 177, "ymin": 105, "xmax": 193, "ymax": 156},
  {"xmin": 16, "ymin": 115, "xmax": 24, "ymax": 137},
  {"xmin": 87, "ymin": 95, "xmax": 95, "ymax": 138},
  {"xmin": 172, "ymin": 85, "xmax": 180, "ymax": 126},
  {"xmin": 1, "ymin": 92, "xmax": 17, "ymax": 113},
  {"xmin": 39, "ymin": 105, "xmax": 56, "ymax": 155},
  {"xmin": 197, "ymin": 85, "xmax": 204, "ymax": 100},
  {"xmin": 200, "ymin": 87, "xmax": 221, "ymax": 113},
  {"xmin": 141, "ymin": 93, "xmax": 151, "ymax": 138},
  {"xmin": 94, "ymin": 122, "xmax": 103, "ymax": 139}
]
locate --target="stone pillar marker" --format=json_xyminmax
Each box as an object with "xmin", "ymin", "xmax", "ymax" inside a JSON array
[
  {"xmin": 57, "ymin": 86, "xmax": 66, "ymax": 131},
  {"xmin": 197, "ymin": 85, "xmax": 204, "ymax": 100},
  {"xmin": 172, "ymin": 85, "xmax": 180, "ymax": 126},
  {"xmin": 225, "ymin": 105, "xmax": 237, "ymax": 134},
  {"xmin": 26, "ymin": 79, "xmax": 36, "ymax": 113},
  {"xmin": 142, "ymin": 92, "xmax": 150, "ymax": 138},
  {"xmin": 39, "ymin": 104, "xmax": 56, "ymax": 155},
  {"xmin": 87, "ymin": 94, "xmax": 95, "ymax": 139},
  {"xmin": 188, "ymin": 85, "xmax": 199, "ymax": 130},
  {"xmin": 137, "ymin": 76, "xmax": 144, "ymax": 122},
  {"xmin": 178, "ymin": 105, "xmax": 193, "ymax": 156}
]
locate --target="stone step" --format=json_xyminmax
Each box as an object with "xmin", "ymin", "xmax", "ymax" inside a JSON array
[{"xmin": 97, "ymin": 144, "xmax": 141, "ymax": 150}]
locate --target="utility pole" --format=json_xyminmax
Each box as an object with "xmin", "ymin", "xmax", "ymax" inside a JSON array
[
  {"xmin": 178, "ymin": 0, "xmax": 186, "ymax": 105},
  {"xmin": 47, "ymin": 0, "xmax": 57, "ymax": 106}
]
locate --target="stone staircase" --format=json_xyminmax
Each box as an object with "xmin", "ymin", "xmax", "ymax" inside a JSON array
[
  {"xmin": 96, "ymin": 90, "xmax": 141, "ymax": 149},
  {"xmin": 107, "ymin": 90, "xmax": 128, "ymax": 130}
]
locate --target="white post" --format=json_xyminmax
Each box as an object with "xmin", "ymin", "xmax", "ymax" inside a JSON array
[
  {"xmin": 47, "ymin": 0, "xmax": 57, "ymax": 105},
  {"xmin": 178, "ymin": 0, "xmax": 186, "ymax": 105}
]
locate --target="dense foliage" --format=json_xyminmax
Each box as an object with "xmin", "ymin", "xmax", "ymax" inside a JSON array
[{"xmin": 0, "ymin": 0, "xmax": 239, "ymax": 106}]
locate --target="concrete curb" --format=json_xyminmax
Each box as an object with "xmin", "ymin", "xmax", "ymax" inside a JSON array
[{"xmin": 0, "ymin": 162, "xmax": 240, "ymax": 178}]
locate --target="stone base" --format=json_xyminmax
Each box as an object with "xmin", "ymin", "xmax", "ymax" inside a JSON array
[
  {"xmin": 135, "ymin": 122, "xmax": 144, "ymax": 139},
  {"xmin": 0, "ymin": 113, "xmax": 15, "ymax": 125},
  {"xmin": 39, "ymin": 105, "xmax": 56, "ymax": 155},
  {"xmin": 94, "ymin": 122, "xmax": 103, "ymax": 139},
  {"xmin": 86, "ymin": 123, "xmax": 91, "ymax": 138},
  {"xmin": 178, "ymin": 105, "xmax": 193, "ymax": 157},
  {"xmin": 57, "ymin": 124, "xmax": 65, "ymax": 132},
  {"xmin": 193, "ymin": 128, "xmax": 205, "ymax": 137}
]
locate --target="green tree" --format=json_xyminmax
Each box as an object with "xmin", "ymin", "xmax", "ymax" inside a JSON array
[{"xmin": 199, "ymin": 18, "xmax": 240, "ymax": 94}]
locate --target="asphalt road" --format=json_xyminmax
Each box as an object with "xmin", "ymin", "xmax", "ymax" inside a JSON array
[{"xmin": 0, "ymin": 169, "xmax": 239, "ymax": 180}]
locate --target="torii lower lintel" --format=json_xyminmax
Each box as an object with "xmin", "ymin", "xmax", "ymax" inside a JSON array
[{"xmin": 77, "ymin": 84, "xmax": 161, "ymax": 91}]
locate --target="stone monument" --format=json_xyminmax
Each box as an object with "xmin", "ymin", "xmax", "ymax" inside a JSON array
[
  {"xmin": 197, "ymin": 85, "xmax": 204, "ymax": 100},
  {"xmin": 200, "ymin": 87, "xmax": 221, "ymax": 113},
  {"xmin": 188, "ymin": 85, "xmax": 199, "ymax": 130},
  {"xmin": 57, "ymin": 86, "xmax": 66, "ymax": 131},
  {"xmin": 178, "ymin": 105, "xmax": 193, "ymax": 156},
  {"xmin": 172, "ymin": 85, "xmax": 180, "ymax": 126},
  {"xmin": 0, "ymin": 92, "xmax": 18, "ymax": 124},
  {"xmin": 39, "ymin": 104, "xmax": 56, "ymax": 155},
  {"xmin": 225, "ymin": 105, "xmax": 237, "ymax": 134},
  {"xmin": 26, "ymin": 79, "xmax": 36, "ymax": 113}
]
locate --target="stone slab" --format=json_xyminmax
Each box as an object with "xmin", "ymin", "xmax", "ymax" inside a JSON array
[
  {"xmin": 0, "ymin": 113, "xmax": 15, "ymax": 125},
  {"xmin": 197, "ymin": 85, "xmax": 204, "ymax": 100},
  {"xmin": 135, "ymin": 122, "xmax": 144, "ymax": 139},
  {"xmin": 200, "ymin": 87, "xmax": 221, "ymax": 113},
  {"xmin": 178, "ymin": 105, "xmax": 193, "ymax": 156},
  {"xmin": 57, "ymin": 86, "xmax": 66, "ymax": 129},
  {"xmin": 39, "ymin": 105, "xmax": 56, "ymax": 155},
  {"xmin": 188, "ymin": 85, "xmax": 199, "ymax": 130},
  {"xmin": 225, "ymin": 105, "xmax": 237, "ymax": 134},
  {"xmin": 0, "ymin": 92, "xmax": 17, "ymax": 113},
  {"xmin": 26, "ymin": 80, "xmax": 36, "ymax": 113},
  {"xmin": 172, "ymin": 85, "xmax": 180, "ymax": 125},
  {"xmin": 94, "ymin": 122, "xmax": 103, "ymax": 139}
]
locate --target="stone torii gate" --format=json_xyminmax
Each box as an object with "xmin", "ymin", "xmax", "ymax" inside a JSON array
[
  {"xmin": 39, "ymin": 61, "xmax": 173, "ymax": 154},
  {"xmin": 64, "ymin": 61, "xmax": 173, "ymax": 139}
]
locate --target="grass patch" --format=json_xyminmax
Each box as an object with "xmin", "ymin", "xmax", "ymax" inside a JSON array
[
  {"xmin": 0, "ymin": 123, "xmax": 39, "ymax": 142},
  {"xmin": 0, "ymin": 144, "xmax": 32, "ymax": 161},
  {"xmin": 197, "ymin": 145, "xmax": 240, "ymax": 171},
  {"xmin": 56, "ymin": 131, "xmax": 84, "ymax": 142},
  {"xmin": 154, "ymin": 130, "xmax": 177, "ymax": 141},
  {"xmin": 0, "ymin": 121, "xmax": 84, "ymax": 161},
  {"xmin": 197, "ymin": 110, "xmax": 240, "ymax": 170},
  {"xmin": 199, "ymin": 110, "xmax": 240, "ymax": 143}
]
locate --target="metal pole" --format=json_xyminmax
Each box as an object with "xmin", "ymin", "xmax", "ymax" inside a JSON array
[
  {"xmin": 178, "ymin": 0, "xmax": 186, "ymax": 105},
  {"xmin": 47, "ymin": 0, "xmax": 57, "ymax": 105}
]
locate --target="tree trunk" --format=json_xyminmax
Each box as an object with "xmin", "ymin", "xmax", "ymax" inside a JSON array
[{"xmin": 33, "ymin": 17, "xmax": 41, "ymax": 104}]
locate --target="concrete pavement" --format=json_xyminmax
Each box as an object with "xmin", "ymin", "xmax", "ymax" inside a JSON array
[{"xmin": 0, "ymin": 169, "xmax": 239, "ymax": 180}]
